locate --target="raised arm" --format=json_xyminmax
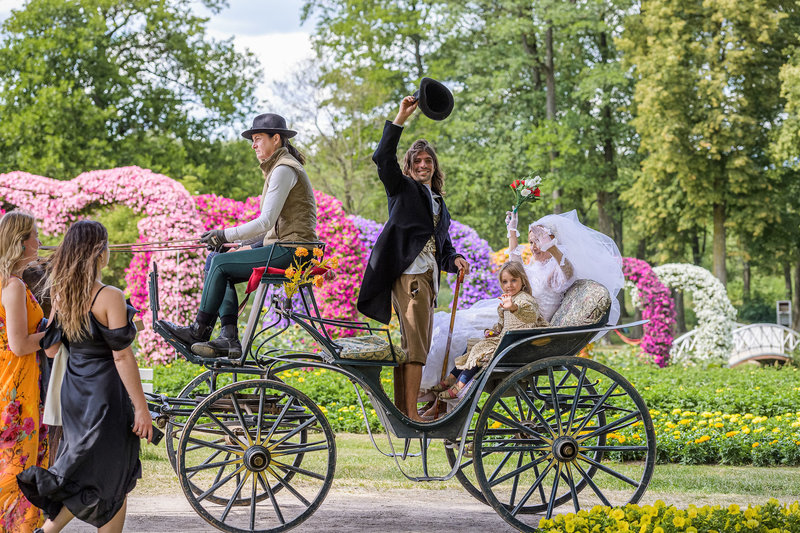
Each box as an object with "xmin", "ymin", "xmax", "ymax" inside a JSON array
[
  {"xmin": 372, "ymin": 96, "xmax": 419, "ymax": 196},
  {"xmin": 506, "ymin": 211, "xmax": 523, "ymax": 265}
]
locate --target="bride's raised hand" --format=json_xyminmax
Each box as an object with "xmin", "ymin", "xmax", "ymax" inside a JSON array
[{"xmin": 505, "ymin": 210, "xmax": 519, "ymax": 238}]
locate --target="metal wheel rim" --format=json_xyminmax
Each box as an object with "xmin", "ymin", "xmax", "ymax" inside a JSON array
[
  {"xmin": 473, "ymin": 356, "xmax": 656, "ymax": 531},
  {"xmin": 446, "ymin": 374, "xmax": 604, "ymax": 512},
  {"xmin": 177, "ymin": 379, "xmax": 336, "ymax": 533}
]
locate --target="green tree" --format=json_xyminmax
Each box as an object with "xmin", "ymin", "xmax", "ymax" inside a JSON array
[
  {"xmin": 619, "ymin": 0, "xmax": 798, "ymax": 285},
  {"xmin": 0, "ymin": 0, "xmax": 260, "ymax": 182},
  {"xmin": 302, "ymin": 0, "xmax": 638, "ymax": 250}
]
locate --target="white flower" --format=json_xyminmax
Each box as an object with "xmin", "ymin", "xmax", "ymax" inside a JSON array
[
  {"xmin": 526, "ymin": 176, "xmax": 542, "ymax": 188},
  {"xmin": 653, "ymin": 263, "xmax": 736, "ymax": 366},
  {"xmin": 520, "ymin": 188, "xmax": 531, "ymax": 197}
]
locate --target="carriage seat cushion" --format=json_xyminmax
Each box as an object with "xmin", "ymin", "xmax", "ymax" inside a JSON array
[
  {"xmin": 336, "ymin": 335, "xmax": 408, "ymax": 364},
  {"xmin": 549, "ymin": 279, "xmax": 611, "ymax": 327}
]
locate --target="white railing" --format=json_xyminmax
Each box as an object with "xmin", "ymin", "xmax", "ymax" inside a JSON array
[
  {"xmin": 728, "ymin": 324, "xmax": 800, "ymax": 367},
  {"xmin": 671, "ymin": 324, "xmax": 799, "ymax": 367}
]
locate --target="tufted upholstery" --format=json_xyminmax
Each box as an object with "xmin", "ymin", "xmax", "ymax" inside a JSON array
[
  {"xmin": 336, "ymin": 335, "xmax": 408, "ymax": 364},
  {"xmin": 549, "ymin": 279, "xmax": 611, "ymax": 327}
]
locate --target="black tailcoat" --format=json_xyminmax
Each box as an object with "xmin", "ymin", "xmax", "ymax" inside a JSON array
[{"xmin": 357, "ymin": 121, "xmax": 463, "ymax": 324}]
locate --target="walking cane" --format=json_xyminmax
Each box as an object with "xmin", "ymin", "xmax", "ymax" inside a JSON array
[{"xmin": 434, "ymin": 268, "xmax": 465, "ymax": 419}]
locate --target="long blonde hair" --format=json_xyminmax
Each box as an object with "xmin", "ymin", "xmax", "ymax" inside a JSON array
[
  {"xmin": 0, "ymin": 210, "xmax": 36, "ymax": 286},
  {"xmin": 47, "ymin": 220, "xmax": 108, "ymax": 341}
]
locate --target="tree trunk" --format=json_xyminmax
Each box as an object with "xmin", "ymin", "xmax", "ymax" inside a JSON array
[
  {"xmin": 690, "ymin": 229, "xmax": 702, "ymax": 266},
  {"xmin": 784, "ymin": 262, "xmax": 792, "ymax": 300},
  {"xmin": 637, "ymin": 239, "xmax": 647, "ymax": 260},
  {"xmin": 742, "ymin": 259, "xmax": 751, "ymax": 302},
  {"xmin": 672, "ymin": 289, "xmax": 686, "ymax": 335},
  {"xmin": 712, "ymin": 202, "xmax": 726, "ymax": 285},
  {"xmin": 794, "ymin": 260, "xmax": 800, "ymax": 330},
  {"xmin": 545, "ymin": 24, "xmax": 561, "ymax": 213}
]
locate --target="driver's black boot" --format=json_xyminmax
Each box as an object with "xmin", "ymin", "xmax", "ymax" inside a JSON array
[
  {"xmin": 191, "ymin": 324, "xmax": 242, "ymax": 358},
  {"xmin": 159, "ymin": 319, "xmax": 213, "ymax": 348}
]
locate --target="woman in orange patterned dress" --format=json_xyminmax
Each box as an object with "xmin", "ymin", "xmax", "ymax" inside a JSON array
[{"xmin": 0, "ymin": 210, "xmax": 48, "ymax": 533}]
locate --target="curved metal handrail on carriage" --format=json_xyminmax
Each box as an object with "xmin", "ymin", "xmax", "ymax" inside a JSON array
[{"xmin": 145, "ymin": 252, "xmax": 656, "ymax": 533}]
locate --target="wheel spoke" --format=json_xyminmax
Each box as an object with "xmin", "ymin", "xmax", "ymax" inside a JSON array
[
  {"xmin": 197, "ymin": 464, "xmax": 247, "ymax": 502},
  {"xmin": 490, "ymin": 451, "xmax": 550, "ymax": 487},
  {"xmin": 572, "ymin": 460, "xmax": 611, "ymax": 507},
  {"xmin": 487, "ymin": 442, "xmax": 520, "ymax": 484},
  {"xmin": 250, "ymin": 474, "xmax": 257, "ymax": 531},
  {"xmin": 187, "ymin": 450, "xmax": 225, "ymax": 481},
  {"xmin": 268, "ymin": 415, "xmax": 319, "ymax": 449},
  {"xmin": 264, "ymin": 467, "xmax": 312, "ymax": 506},
  {"xmin": 205, "ymin": 410, "xmax": 249, "ymax": 451},
  {"xmin": 510, "ymin": 458, "xmax": 555, "ymax": 515},
  {"xmin": 486, "ymin": 410, "xmax": 552, "ymax": 443},
  {"xmin": 547, "ymin": 367, "xmax": 564, "ymax": 436},
  {"xmin": 530, "ymin": 453, "xmax": 547, "ymax": 504},
  {"xmin": 263, "ymin": 393, "xmax": 294, "ymax": 444},
  {"xmin": 581, "ymin": 445, "xmax": 649, "ymax": 452},
  {"xmin": 564, "ymin": 462, "xmax": 580, "ymax": 513},
  {"xmin": 229, "ymin": 392, "xmax": 255, "ymax": 446},
  {"xmin": 545, "ymin": 461, "xmax": 563, "ymax": 519},
  {"xmin": 261, "ymin": 467, "xmax": 287, "ymax": 525},
  {"xmin": 256, "ymin": 386, "xmax": 266, "ymax": 444},
  {"xmin": 513, "ymin": 383, "xmax": 557, "ymax": 439},
  {"xmin": 271, "ymin": 459, "xmax": 327, "ymax": 481},
  {"xmin": 183, "ymin": 435, "xmax": 244, "ymax": 455},
  {"xmin": 271, "ymin": 440, "xmax": 330, "ymax": 456},
  {"xmin": 567, "ymin": 366, "xmax": 587, "ymax": 430},
  {"xmin": 578, "ymin": 411, "xmax": 642, "ymax": 442},
  {"xmin": 184, "ymin": 455, "xmax": 243, "ymax": 473},
  {"xmin": 220, "ymin": 470, "xmax": 250, "ymax": 522},
  {"xmin": 571, "ymin": 382, "xmax": 619, "ymax": 436},
  {"xmin": 577, "ymin": 452, "xmax": 640, "ymax": 487}
]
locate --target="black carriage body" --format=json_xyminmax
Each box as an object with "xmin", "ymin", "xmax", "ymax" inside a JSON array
[{"xmin": 145, "ymin": 256, "xmax": 656, "ymax": 533}]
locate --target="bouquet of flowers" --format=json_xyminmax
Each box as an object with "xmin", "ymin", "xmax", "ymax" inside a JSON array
[
  {"xmin": 283, "ymin": 246, "xmax": 339, "ymax": 298},
  {"xmin": 509, "ymin": 175, "xmax": 543, "ymax": 213}
]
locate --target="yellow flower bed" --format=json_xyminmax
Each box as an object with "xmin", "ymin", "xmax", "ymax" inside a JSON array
[
  {"xmin": 538, "ymin": 499, "xmax": 800, "ymax": 532},
  {"xmin": 642, "ymin": 409, "xmax": 800, "ymax": 465}
]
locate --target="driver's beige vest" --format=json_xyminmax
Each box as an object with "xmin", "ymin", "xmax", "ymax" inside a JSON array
[{"xmin": 258, "ymin": 149, "xmax": 317, "ymax": 246}]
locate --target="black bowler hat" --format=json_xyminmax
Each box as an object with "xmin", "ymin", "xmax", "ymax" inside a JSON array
[
  {"xmin": 414, "ymin": 77, "xmax": 454, "ymax": 121},
  {"xmin": 241, "ymin": 113, "xmax": 297, "ymax": 140}
]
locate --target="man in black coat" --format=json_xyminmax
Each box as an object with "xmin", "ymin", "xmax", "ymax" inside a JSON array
[{"xmin": 357, "ymin": 95, "xmax": 469, "ymax": 422}]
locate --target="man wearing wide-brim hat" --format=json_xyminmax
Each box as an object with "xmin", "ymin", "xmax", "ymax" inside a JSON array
[{"xmin": 159, "ymin": 113, "xmax": 318, "ymax": 358}]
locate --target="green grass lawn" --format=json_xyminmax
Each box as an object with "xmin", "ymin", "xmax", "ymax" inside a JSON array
[{"xmin": 139, "ymin": 432, "xmax": 800, "ymax": 507}]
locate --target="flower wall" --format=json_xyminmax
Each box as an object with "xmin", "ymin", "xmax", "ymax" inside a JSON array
[
  {"xmin": 653, "ymin": 263, "xmax": 737, "ymax": 365},
  {"xmin": 622, "ymin": 257, "xmax": 676, "ymax": 367},
  {"xmin": 0, "ymin": 167, "xmax": 204, "ymax": 364}
]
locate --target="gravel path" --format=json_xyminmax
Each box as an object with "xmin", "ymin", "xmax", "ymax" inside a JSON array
[{"xmin": 58, "ymin": 488, "xmax": 519, "ymax": 532}]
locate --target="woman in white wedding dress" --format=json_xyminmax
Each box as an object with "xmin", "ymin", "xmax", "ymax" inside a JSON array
[{"xmin": 419, "ymin": 209, "xmax": 624, "ymax": 392}]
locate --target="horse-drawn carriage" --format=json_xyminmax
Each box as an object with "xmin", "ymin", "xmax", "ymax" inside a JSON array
[{"xmin": 145, "ymin": 242, "xmax": 655, "ymax": 533}]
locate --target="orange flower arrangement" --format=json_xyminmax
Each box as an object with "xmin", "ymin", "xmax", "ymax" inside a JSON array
[{"xmin": 283, "ymin": 247, "xmax": 338, "ymax": 297}]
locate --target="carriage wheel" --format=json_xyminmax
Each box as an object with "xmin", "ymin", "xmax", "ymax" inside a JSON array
[
  {"xmin": 166, "ymin": 370, "xmax": 217, "ymax": 471},
  {"xmin": 167, "ymin": 371, "xmax": 303, "ymax": 507},
  {"xmin": 473, "ymin": 356, "xmax": 655, "ymax": 531},
  {"xmin": 446, "ymin": 375, "xmax": 604, "ymax": 511},
  {"xmin": 177, "ymin": 379, "xmax": 336, "ymax": 533}
]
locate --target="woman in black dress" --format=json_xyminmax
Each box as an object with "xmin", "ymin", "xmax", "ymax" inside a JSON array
[{"xmin": 17, "ymin": 220, "xmax": 152, "ymax": 533}]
